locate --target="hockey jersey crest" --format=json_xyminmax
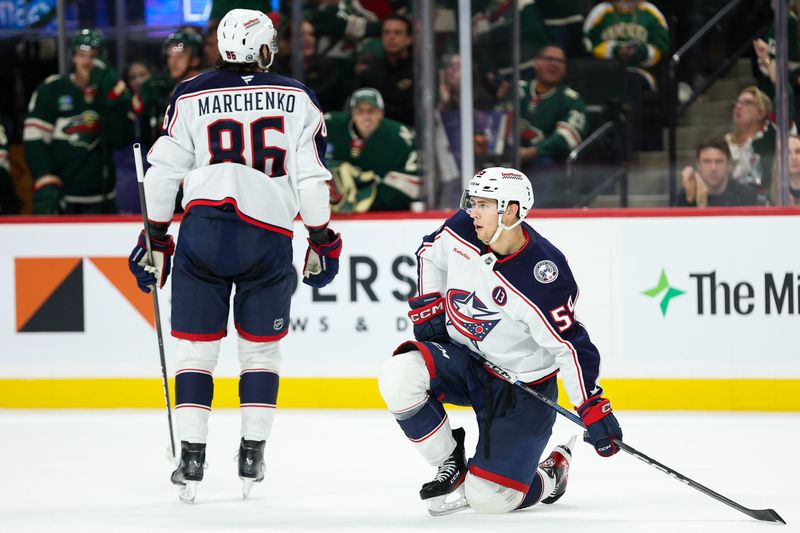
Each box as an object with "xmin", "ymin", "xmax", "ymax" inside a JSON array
[{"xmin": 416, "ymin": 210, "xmax": 602, "ymax": 407}]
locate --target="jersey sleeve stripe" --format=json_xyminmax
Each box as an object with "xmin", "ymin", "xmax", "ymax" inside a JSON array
[
  {"xmin": 442, "ymin": 226, "xmax": 481, "ymax": 254},
  {"xmin": 493, "ymin": 271, "xmax": 588, "ymax": 403}
]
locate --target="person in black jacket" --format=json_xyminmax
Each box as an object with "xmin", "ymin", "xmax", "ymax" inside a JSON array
[{"xmin": 357, "ymin": 13, "xmax": 414, "ymax": 127}]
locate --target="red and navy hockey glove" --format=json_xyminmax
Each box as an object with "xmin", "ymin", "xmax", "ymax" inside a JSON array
[
  {"xmin": 303, "ymin": 229, "xmax": 342, "ymax": 288},
  {"xmin": 577, "ymin": 396, "xmax": 622, "ymax": 457},
  {"xmin": 408, "ymin": 293, "xmax": 449, "ymax": 343},
  {"xmin": 128, "ymin": 230, "xmax": 175, "ymax": 293}
]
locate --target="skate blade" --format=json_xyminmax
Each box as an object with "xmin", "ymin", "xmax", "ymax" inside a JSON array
[
  {"xmin": 426, "ymin": 486, "xmax": 469, "ymax": 517},
  {"xmin": 241, "ymin": 478, "xmax": 255, "ymax": 500},
  {"xmin": 564, "ymin": 434, "xmax": 577, "ymax": 454},
  {"xmin": 178, "ymin": 481, "xmax": 198, "ymax": 504}
]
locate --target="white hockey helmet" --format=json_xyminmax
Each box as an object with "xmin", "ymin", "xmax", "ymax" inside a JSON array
[
  {"xmin": 217, "ymin": 9, "xmax": 278, "ymax": 70},
  {"xmin": 460, "ymin": 167, "xmax": 534, "ymax": 244}
]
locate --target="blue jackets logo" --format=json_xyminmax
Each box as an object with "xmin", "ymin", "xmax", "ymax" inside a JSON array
[{"xmin": 445, "ymin": 289, "xmax": 500, "ymax": 349}]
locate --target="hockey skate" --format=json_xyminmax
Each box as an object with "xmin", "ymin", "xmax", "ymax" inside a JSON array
[
  {"xmin": 237, "ymin": 438, "xmax": 266, "ymax": 500},
  {"xmin": 420, "ymin": 427, "xmax": 469, "ymax": 516},
  {"xmin": 538, "ymin": 435, "xmax": 576, "ymax": 505},
  {"xmin": 170, "ymin": 441, "xmax": 207, "ymax": 504}
]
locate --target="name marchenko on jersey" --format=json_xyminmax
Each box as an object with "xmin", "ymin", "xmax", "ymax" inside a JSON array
[{"xmin": 197, "ymin": 90, "xmax": 296, "ymax": 116}]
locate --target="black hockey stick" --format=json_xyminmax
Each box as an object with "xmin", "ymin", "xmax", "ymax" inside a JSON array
[
  {"xmin": 477, "ymin": 357, "xmax": 785, "ymax": 524},
  {"xmin": 133, "ymin": 143, "xmax": 177, "ymax": 461}
]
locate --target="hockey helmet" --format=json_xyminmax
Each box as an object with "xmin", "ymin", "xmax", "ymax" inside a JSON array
[
  {"xmin": 70, "ymin": 28, "xmax": 105, "ymax": 54},
  {"xmin": 217, "ymin": 9, "xmax": 278, "ymax": 70},
  {"xmin": 164, "ymin": 31, "xmax": 204, "ymax": 58},
  {"xmin": 460, "ymin": 167, "xmax": 534, "ymax": 244}
]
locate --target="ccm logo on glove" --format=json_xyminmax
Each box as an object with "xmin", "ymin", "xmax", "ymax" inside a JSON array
[
  {"xmin": 408, "ymin": 300, "xmax": 444, "ymax": 323},
  {"xmin": 577, "ymin": 395, "xmax": 623, "ymax": 457}
]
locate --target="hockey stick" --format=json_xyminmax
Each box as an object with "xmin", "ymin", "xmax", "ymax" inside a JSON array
[
  {"xmin": 133, "ymin": 143, "xmax": 177, "ymax": 461},
  {"xmin": 476, "ymin": 357, "xmax": 785, "ymax": 524}
]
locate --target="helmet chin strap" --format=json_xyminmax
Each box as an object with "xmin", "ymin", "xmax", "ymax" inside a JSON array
[
  {"xmin": 257, "ymin": 46, "xmax": 274, "ymax": 71},
  {"xmin": 486, "ymin": 212, "xmax": 524, "ymax": 245}
]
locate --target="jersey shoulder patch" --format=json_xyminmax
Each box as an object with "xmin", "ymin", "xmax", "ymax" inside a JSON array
[{"xmin": 500, "ymin": 227, "xmax": 576, "ymax": 310}]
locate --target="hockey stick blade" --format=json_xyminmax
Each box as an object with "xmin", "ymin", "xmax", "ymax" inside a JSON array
[
  {"xmin": 616, "ymin": 440, "xmax": 786, "ymax": 524},
  {"xmin": 477, "ymin": 357, "xmax": 786, "ymax": 524}
]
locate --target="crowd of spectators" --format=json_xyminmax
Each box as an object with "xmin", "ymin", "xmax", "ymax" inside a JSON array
[{"xmin": 0, "ymin": 0, "xmax": 797, "ymax": 215}]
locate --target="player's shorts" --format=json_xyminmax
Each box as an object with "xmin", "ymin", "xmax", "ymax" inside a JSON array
[
  {"xmin": 395, "ymin": 340, "xmax": 557, "ymax": 494},
  {"xmin": 171, "ymin": 206, "xmax": 293, "ymax": 342}
]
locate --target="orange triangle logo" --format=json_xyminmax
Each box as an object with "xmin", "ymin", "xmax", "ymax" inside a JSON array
[
  {"xmin": 15, "ymin": 258, "xmax": 82, "ymax": 331},
  {"xmin": 89, "ymin": 257, "xmax": 155, "ymax": 327}
]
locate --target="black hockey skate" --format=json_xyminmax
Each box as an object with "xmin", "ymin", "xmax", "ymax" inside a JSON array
[
  {"xmin": 539, "ymin": 435, "xmax": 576, "ymax": 504},
  {"xmin": 237, "ymin": 438, "xmax": 266, "ymax": 499},
  {"xmin": 420, "ymin": 427, "xmax": 469, "ymax": 516},
  {"xmin": 170, "ymin": 441, "xmax": 206, "ymax": 504}
]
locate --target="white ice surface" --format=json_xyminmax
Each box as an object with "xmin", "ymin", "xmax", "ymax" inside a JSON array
[{"xmin": 0, "ymin": 409, "xmax": 797, "ymax": 532}]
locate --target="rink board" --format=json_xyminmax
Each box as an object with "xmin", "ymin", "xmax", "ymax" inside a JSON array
[{"xmin": 1, "ymin": 208, "xmax": 799, "ymax": 409}]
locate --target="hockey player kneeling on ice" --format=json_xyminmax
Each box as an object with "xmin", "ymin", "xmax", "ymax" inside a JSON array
[
  {"xmin": 128, "ymin": 8, "xmax": 342, "ymax": 503},
  {"xmin": 378, "ymin": 167, "xmax": 622, "ymax": 515}
]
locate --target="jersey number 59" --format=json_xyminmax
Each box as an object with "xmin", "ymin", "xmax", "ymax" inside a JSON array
[
  {"xmin": 207, "ymin": 117, "xmax": 287, "ymax": 177},
  {"xmin": 549, "ymin": 295, "xmax": 576, "ymax": 333}
]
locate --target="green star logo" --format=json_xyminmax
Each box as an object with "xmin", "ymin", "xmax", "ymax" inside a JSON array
[{"xmin": 642, "ymin": 269, "xmax": 685, "ymax": 316}]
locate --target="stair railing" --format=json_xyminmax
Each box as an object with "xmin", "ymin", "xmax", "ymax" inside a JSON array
[
  {"xmin": 667, "ymin": 0, "xmax": 750, "ymax": 205},
  {"xmin": 567, "ymin": 120, "xmax": 628, "ymax": 207}
]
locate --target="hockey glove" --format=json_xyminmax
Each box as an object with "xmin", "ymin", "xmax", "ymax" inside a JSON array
[
  {"xmin": 408, "ymin": 293, "xmax": 449, "ymax": 343},
  {"xmin": 302, "ymin": 229, "xmax": 342, "ymax": 288},
  {"xmin": 577, "ymin": 396, "xmax": 622, "ymax": 457},
  {"xmin": 128, "ymin": 230, "xmax": 175, "ymax": 293}
]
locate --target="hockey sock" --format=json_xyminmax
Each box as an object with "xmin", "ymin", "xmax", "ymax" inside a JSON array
[
  {"xmin": 239, "ymin": 368, "xmax": 279, "ymax": 441},
  {"xmin": 516, "ymin": 469, "xmax": 550, "ymax": 509},
  {"xmin": 394, "ymin": 395, "xmax": 455, "ymax": 466},
  {"xmin": 175, "ymin": 368, "xmax": 214, "ymax": 443}
]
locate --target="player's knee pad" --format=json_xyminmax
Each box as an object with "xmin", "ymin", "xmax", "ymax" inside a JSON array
[
  {"xmin": 377, "ymin": 351, "xmax": 430, "ymax": 415},
  {"xmin": 175, "ymin": 339, "xmax": 222, "ymax": 373},
  {"xmin": 237, "ymin": 336, "xmax": 281, "ymax": 372},
  {"xmin": 464, "ymin": 473, "xmax": 525, "ymax": 514}
]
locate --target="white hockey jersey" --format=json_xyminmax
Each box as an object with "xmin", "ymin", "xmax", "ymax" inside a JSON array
[
  {"xmin": 416, "ymin": 210, "xmax": 602, "ymax": 408},
  {"xmin": 144, "ymin": 70, "xmax": 331, "ymax": 234}
]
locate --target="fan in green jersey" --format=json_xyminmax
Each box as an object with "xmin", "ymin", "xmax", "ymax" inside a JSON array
[
  {"xmin": 24, "ymin": 28, "xmax": 134, "ymax": 214},
  {"xmin": 518, "ymin": 45, "xmax": 587, "ymax": 208},
  {"xmin": 325, "ymin": 87, "xmax": 420, "ymax": 212}
]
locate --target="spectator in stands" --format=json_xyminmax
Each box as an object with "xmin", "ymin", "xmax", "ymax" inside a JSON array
[
  {"xmin": 519, "ymin": 44, "xmax": 587, "ymax": 207},
  {"xmin": 773, "ymin": 133, "xmax": 800, "ymax": 205},
  {"xmin": 125, "ymin": 60, "xmax": 152, "ymax": 97},
  {"xmin": 23, "ymin": 29, "xmax": 134, "ymax": 214},
  {"xmin": 437, "ymin": 53, "xmax": 495, "ymax": 113},
  {"xmin": 583, "ymin": 1, "xmax": 669, "ymax": 80},
  {"xmin": 473, "ymin": 0, "xmax": 551, "ymax": 79},
  {"xmin": 358, "ymin": 14, "xmax": 415, "ymax": 126},
  {"xmin": 751, "ymin": 1, "xmax": 799, "ymax": 111},
  {"xmin": 583, "ymin": 0, "xmax": 669, "ymax": 151},
  {"xmin": 273, "ymin": 20, "xmax": 350, "ymax": 112},
  {"xmin": 133, "ymin": 31, "xmax": 204, "ymax": 146},
  {"xmin": 325, "ymin": 88, "xmax": 420, "ymax": 212},
  {"xmin": 309, "ymin": 0, "xmax": 382, "ymax": 93},
  {"xmin": 0, "ymin": 121, "xmax": 18, "ymax": 214},
  {"xmin": 678, "ymin": 137, "xmax": 759, "ymax": 207},
  {"xmin": 725, "ymin": 86, "xmax": 777, "ymax": 202}
]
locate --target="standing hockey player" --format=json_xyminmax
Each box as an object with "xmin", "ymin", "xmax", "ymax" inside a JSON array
[
  {"xmin": 128, "ymin": 9, "xmax": 342, "ymax": 503},
  {"xmin": 378, "ymin": 167, "xmax": 622, "ymax": 515}
]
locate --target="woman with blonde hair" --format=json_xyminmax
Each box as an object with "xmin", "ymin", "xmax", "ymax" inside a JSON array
[{"xmin": 725, "ymin": 86, "xmax": 776, "ymax": 202}]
